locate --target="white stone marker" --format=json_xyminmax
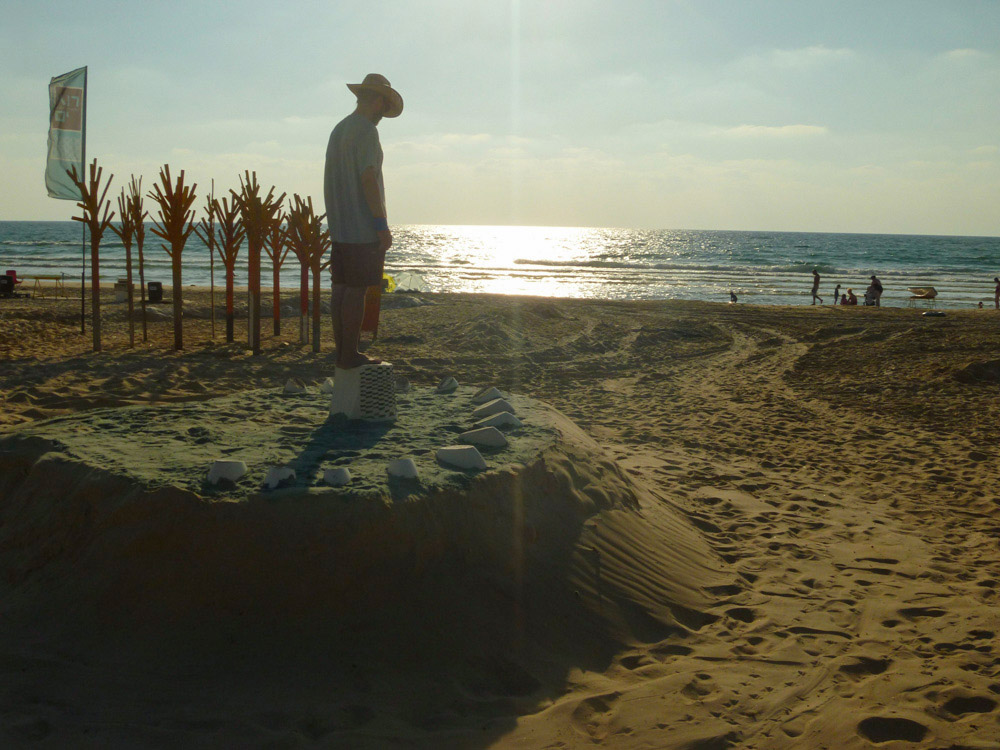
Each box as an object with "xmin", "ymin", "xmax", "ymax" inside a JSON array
[
  {"xmin": 435, "ymin": 376, "xmax": 458, "ymax": 393},
  {"xmin": 387, "ymin": 457, "xmax": 419, "ymax": 479},
  {"xmin": 263, "ymin": 466, "xmax": 296, "ymax": 489},
  {"xmin": 207, "ymin": 459, "xmax": 247, "ymax": 485},
  {"xmin": 472, "ymin": 386, "xmax": 505, "ymax": 404},
  {"xmin": 436, "ymin": 445, "xmax": 487, "ymax": 471},
  {"xmin": 471, "ymin": 398, "xmax": 515, "ymax": 419},
  {"xmin": 458, "ymin": 426, "xmax": 508, "ymax": 448},
  {"xmin": 283, "ymin": 378, "xmax": 307, "ymax": 394},
  {"xmin": 329, "ymin": 362, "xmax": 397, "ymax": 421},
  {"xmin": 323, "ymin": 467, "xmax": 352, "ymax": 486},
  {"xmin": 474, "ymin": 411, "xmax": 524, "ymax": 430}
]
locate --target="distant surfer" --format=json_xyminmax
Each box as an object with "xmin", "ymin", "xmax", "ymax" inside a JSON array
[
  {"xmin": 324, "ymin": 73, "xmax": 403, "ymax": 368},
  {"xmin": 810, "ymin": 269, "xmax": 823, "ymax": 305}
]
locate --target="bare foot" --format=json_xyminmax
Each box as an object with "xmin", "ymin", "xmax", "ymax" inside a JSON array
[{"xmin": 336, "ymin": 354, "xmax": 382, "ymax": 369}]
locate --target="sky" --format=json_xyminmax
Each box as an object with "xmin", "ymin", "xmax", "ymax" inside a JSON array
[{"xmin": 2, "ymin": 0, "xmax": 999, "ymax": 236}]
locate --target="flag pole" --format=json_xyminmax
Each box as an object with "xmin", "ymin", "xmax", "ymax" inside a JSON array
[{"xmin": 79, "ymin": 67, "xmax": 88, "ymax": 334}]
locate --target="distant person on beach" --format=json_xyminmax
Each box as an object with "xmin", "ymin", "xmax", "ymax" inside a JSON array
[
  {"xmin": 324, "ymin": 73, "xmax": 403, "ymax": 369},
  {"xmin": 730, "ymin": 291, "xmax": 738, "ymax": 303},
  {"xmin": 840, "ymin": 294, "xmax": 848, "ymax": 305},
  {"xmin": 847, "ymin": 288, "xmax": 857, "ymax": 305},
  {"xmin": 811, "ymin": 269, "xmax": 823, "ymax": 305},
  {"xmin": 833, "ymin": 283, "xmax": 841, "ymax": 305},
  {"xmin": 867, "ymin": 275, "xmax": 883, "ymax": 307},
  {"xmin": 994, "ymin": 277, "xmax": 999, "ymax": 309}
]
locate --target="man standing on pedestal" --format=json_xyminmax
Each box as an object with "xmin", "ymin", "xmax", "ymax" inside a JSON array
[{"xmin": 324, "ymin": 73, "xmax": 403, "ymax": 368}]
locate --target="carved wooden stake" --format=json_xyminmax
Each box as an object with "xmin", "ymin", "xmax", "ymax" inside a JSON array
[
  {"xmin": 264, "ymin": 211, "xmax": 290, "ymax": 336},
  {"xmin": 197, "ymin": 197, "xmax": 244, "ymax": 343},
  {"xmin": 234, "ymin": 172, "xmax": 284, "ymax": 355},
  {"xmin": 127, "ymin": 177, "xmax": 149, "ymax": 343},
  {"xmin": 195, "ymin": 184, "xmax": 218, "ymax": 339},
  {"xmin": 285, "ymin": 195, "xmax": 330, "ymax": 353},
  {"xmin": 148, "ymin": 165, "xmax": 197, "ymax": 350},
  {"xmin": 111, "ymin": 187, "xmax": 137, "ymax": 347},
  {"xmin": 68, "ymin": 159, "xmax": 115, "ymax": 352}
]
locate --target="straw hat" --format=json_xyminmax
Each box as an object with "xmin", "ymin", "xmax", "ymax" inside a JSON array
[{"xmin": 347, "ymin": 73, "xmax": 403, "ymax": 118}]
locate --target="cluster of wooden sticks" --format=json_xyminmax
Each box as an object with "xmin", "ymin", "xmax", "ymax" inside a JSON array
[{"xmin": 68, "ymin": 159, "xmax": 333, "ymax": 354}]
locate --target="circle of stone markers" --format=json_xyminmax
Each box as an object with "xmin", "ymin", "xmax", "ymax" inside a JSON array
[{"xmin": 207, "ymin": 378, "xmax": 523, "ymax": 488}]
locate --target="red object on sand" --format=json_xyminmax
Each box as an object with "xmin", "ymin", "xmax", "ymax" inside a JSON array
[{"xmin": 5, "ymin": 270, "xmax": 23, "ymax": 285}]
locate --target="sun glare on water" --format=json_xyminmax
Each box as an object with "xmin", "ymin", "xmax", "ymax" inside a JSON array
[{"xmin": 407, "ymin": 224, "xmax": 598, "ymax": 297}]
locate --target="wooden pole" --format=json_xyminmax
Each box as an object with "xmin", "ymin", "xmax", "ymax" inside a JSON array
[
  {"xmin": 300, "ymin": 264, "xmax": 309, "ymax": 344},
  {"xmin": 148, "ymin": 165, "xmax": 197, "ymax": 351},
  {"xmin": 128, "ymin": 176, "xmax": 149, "ymax": 343},
  {"xmin": 112, "ymin": 188, "xmax": 136, "ymax": 347},
  {"xmin": 209, "ymin": 180, "xmax": 216, "ymax": 339},
  {"xmin": 199, "ymin": 196, "xmax": 244, "ymax": 344},
  {"xmin": 234, "ymin": 172, "xmax": 284, "ymax": 355},
  {"xmin": 264, "ymin": 215, "xmax": 288, "ymax": 336},
  {"xmin": 285, "ymin": 194, "xmax": 330, "ymax": 353},
  {"xmin": 67, "ymin": 159, "xmax": 115, "ymax": 353}
]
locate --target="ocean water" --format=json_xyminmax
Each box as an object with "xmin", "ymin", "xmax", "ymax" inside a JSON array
[{"xmin": 1, "ymin": 221, "xmax": 998, "ymax": 309}]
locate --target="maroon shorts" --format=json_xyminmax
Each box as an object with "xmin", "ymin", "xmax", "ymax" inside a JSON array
[{"xmin": 329, "ymin": 242, "xmax": 384, "ymax": 288}]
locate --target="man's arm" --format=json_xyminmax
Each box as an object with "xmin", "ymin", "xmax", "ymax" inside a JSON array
[{"xmin": 360, "ymin": 166, "xmax": 391, "ymax": 253}]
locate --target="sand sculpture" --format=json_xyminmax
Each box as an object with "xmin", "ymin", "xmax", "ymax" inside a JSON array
[{"xmin": 0, "ymin": 377, "xmax": 735, "ymax": 747}]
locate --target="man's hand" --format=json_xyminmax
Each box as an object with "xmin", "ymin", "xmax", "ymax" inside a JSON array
[{"xmin": 377, "ymin": 228, "xmax": 392, "ymax": 254}]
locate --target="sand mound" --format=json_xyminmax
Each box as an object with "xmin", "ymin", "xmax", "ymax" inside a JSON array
[
  {"xmin": 953, "ymin": 358, "xmax": 1000, "ymax": 385},
  {"xmin": 0, "ymin": 385, "xmax": 730, "ymax": 745}
]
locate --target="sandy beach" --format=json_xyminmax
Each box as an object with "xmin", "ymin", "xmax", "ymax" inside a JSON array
[{"xmin": 1, "ymin": 288, "xmax": 999, "ymax": 749}]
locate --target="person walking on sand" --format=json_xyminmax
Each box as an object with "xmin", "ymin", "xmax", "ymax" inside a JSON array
[
  {"xmin": 324, "ymin": 73, "xmax": 403, "ymax": 369},
  {"xmin": 868, "ymin": 274, "xmax": 883, "ymax": 307},
  {"xmin": 994, "ymin": 276, "xmax": 999, "ymax": 309},
  {"xmin": 810, "ymin": 269, "xmax": 823, "ymax": 305}
]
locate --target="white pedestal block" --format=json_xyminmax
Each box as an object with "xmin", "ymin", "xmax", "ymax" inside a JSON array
[
  {"xmin": 207, "ymin": 460, "xmax": 247, "ymax": 485},
  {"xmin": 329, "ymin": 362, "xmax": 397, "ymax": 421},
  {"xmin": 437, "ymin": 445, "xmax": 487, "ymax": 471}
]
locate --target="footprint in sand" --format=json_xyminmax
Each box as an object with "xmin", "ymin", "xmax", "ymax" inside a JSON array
[
  {"xmin": 941, "ymin": 695, "xmax": 997, "ymax": 718},
  {"xmin": 570, "ymin": 692, "xmax": 621, "ymax": 741},
  {"xmin": 839, "ymin": 656, "xmax": 890, "ymax": 679},
  {"xmin": 856, "ymin": 716, "xmax": 928, "ymax": 743}
]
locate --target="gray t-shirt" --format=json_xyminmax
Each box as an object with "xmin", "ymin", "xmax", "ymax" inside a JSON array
[{"xmin": 324, "ymin": 112, "xmax": 384, "ymax": 244}]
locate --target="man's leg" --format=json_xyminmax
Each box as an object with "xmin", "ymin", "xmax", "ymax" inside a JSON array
[
  {"xmin": 337, "ymin": 285, "xmax": 376, "ymax": 368},
  {"xmin": 331, "ymin": 282, "xmax": 346, "ymax": 353}
]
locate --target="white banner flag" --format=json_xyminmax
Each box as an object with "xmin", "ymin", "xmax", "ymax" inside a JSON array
[{"xmin": 46, "ymin": 66, "xmax": 87, "ymax": 200}]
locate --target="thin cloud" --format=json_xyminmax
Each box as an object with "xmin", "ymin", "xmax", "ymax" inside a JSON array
[
  {"xmin": 943, "ymin": 48, "xmax": 989, "ymax": 60},
  {"xmin": 722, "ymin": 124, "xmax": 829, "ymax": 138}
]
